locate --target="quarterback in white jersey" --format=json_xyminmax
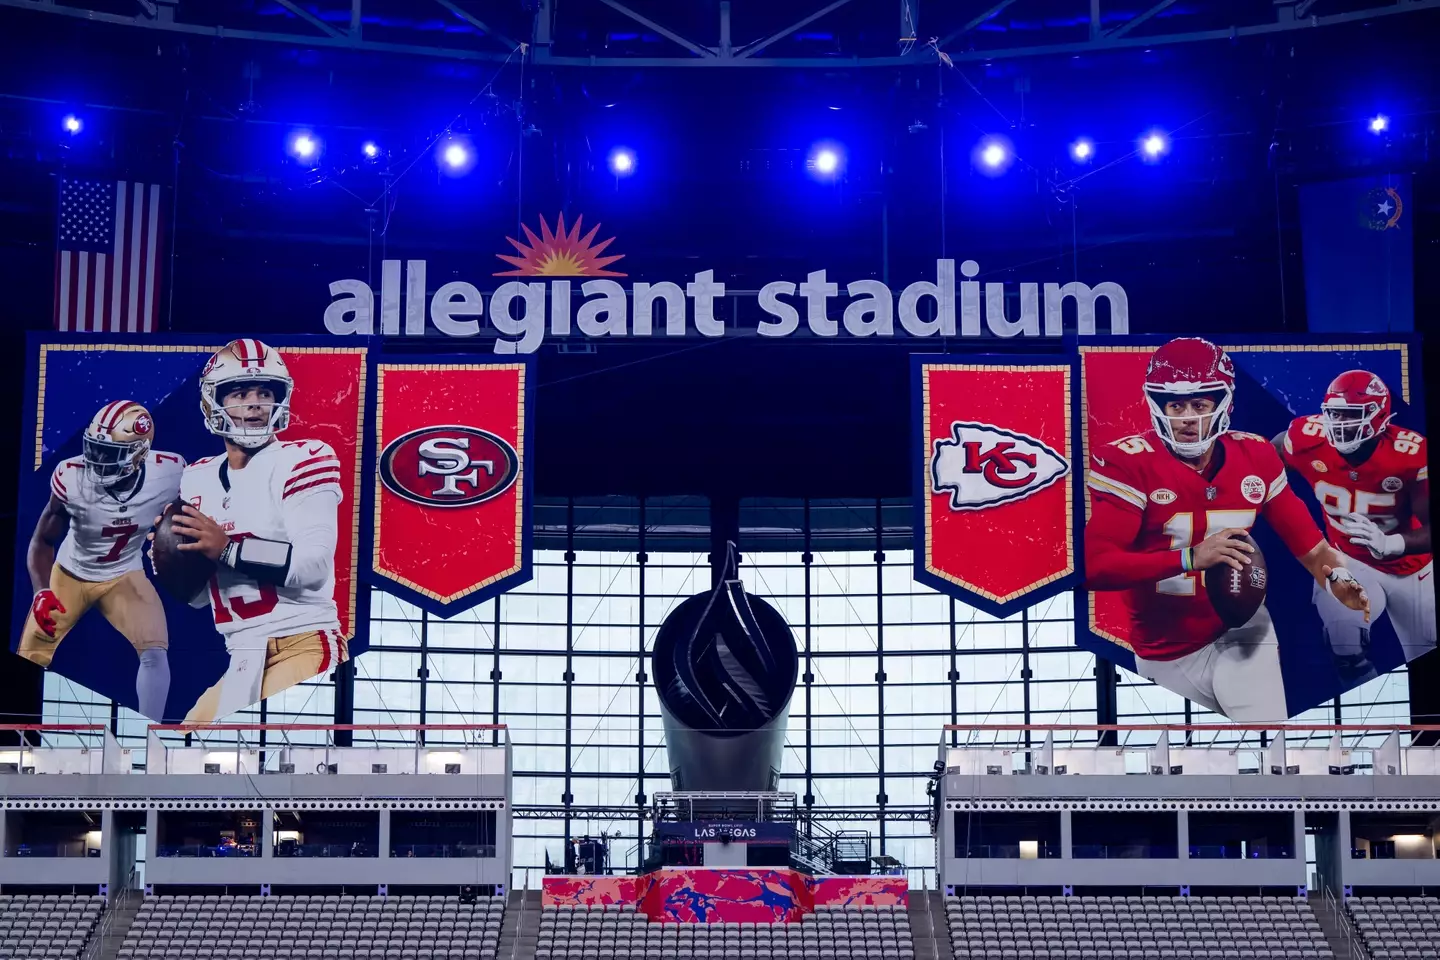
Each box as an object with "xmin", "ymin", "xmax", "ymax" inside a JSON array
[
  {"xmin": 22, "ymin": 401, "xmax": 181, "ymax": 720},
  {"xmin": 156, "ymin": 338, "xmax": 346, "ymax": 724}
]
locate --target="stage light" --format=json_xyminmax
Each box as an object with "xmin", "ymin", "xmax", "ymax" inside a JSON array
[
  {"xmin": 1369, "ymin": 114, "xmax": 1389, "ymax": 134},
  {"xmin": 443, "ymin": 142, "xmax": 469, "ymax": 168},
  {"xmin": 609, "ymin": 148, "xmax": 635, "ymax": 176},
  {"xmin": 814, "ymin": 149, "xmax": 839, "ymax": 174},
  {"xmin": 972, "ymin": 136, "xmax": 1014, "ymax": 175},
  {"xmin": 62, "ymin": 114, "xmax": 82, "ymax": 135},
  {"xmin": 362, "ymin": 141, "xmax": 379, "ymax": 159},
  {"xmin": 289, "ymin": 131, "xmax": 321, "ymax": 163},
  {"xmin": 1070, "ymin": 138, "xmax": 1094, "ymax": 162},
  {"xmin": 1140, "ymin": 131, "xmax": 1169, "ymax": 160}
]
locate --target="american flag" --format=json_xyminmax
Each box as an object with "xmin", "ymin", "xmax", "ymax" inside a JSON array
[{"xmin": 54, "ymin": 178, "xmax": 165, "ymax": 332}]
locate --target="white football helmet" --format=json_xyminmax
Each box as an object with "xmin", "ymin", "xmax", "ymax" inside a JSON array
[
  {"xmin": 83, "ymin": 401, "xmax": 154, "ymax": 486},
  {"xmin": 199, "ymin": 338, "xmax": 294, "ymax": 449}
]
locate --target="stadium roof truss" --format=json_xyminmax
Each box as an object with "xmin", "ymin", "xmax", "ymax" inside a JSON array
[{"xmin": 2, "ymin": 0, "xmax": 1438, "ymax": 66}]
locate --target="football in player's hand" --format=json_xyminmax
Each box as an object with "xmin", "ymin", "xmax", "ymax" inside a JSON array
[
  {"xmin": 1205, "ymin": 533, "xmax": 1268, "ymax": 629},
  {"xmin": 149, "ymin": 499, "xmax": 215, "ymax": 602}
]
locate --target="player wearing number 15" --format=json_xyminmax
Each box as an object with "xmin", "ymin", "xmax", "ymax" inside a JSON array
[
  {"xmin": 1277, "ymin": 371, "xmax": 1433, "ymax": 682},
  {"xmin": 1084, "ymin": 338, "xmax": 1369, "ymax": 720},
  {"xmin": 164, "ymin": 338, "xmax": 346, "ymax": 724},
  {"xmin": 20, "ymin": 401, "xmax": 182, "ymax": 721}
]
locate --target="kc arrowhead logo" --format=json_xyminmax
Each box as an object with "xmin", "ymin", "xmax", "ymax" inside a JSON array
[{"xmin": 930, "ymin": 421, "xmax": 1070, "ymax": 511}]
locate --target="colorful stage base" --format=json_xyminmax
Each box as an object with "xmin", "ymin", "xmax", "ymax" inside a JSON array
[{"xmin": 542, "ymin": 869, "xmax": 908, "ymax": 923}]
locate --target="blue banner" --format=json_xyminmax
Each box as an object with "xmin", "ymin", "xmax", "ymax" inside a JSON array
[{"xmin": 1299, "ymin": 174, "xmax": 1414, "ymax": 333}]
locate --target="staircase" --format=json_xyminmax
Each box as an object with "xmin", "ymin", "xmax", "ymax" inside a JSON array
[
  {"xmin": 89, "ymin": 888, "xmax": 143, "ymax": 960},
  {"xmin": 498, "ymin": 886, "xmax": 542, "ymax": 960},
  {"xmin": 909, "ymin": 889, "xmax": 954, "ymax": 960},
  {"xmin": 1310, "ymin": 889, "xmax": 1365, "ymax": 960}
]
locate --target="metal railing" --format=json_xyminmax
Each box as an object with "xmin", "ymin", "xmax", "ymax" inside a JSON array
[
  {"xmin": 1324, "ymin": 885, "xmax": 1369, "ymax": 960},
  {"xmin": 507, "ymin": 874, "xmax": 529, "ymax": 960}
]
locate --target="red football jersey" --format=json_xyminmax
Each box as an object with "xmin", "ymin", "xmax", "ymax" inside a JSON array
[
  {"xmin": 1087, "ymin": 430, "xmax": 1323, "ymax": 660},
  {"xmin": 1281, "ymin": 417, "xmax": 1431, "ymax": 577}
]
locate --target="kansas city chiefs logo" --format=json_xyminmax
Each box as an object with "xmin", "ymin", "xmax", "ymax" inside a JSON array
[
  {"xmin": 930, "ymin": 421, "xmax": 1069, "ymax": 511},
  {"xmin": 379, "ymin": 425, "xmax": 520, "ymax": 508}
]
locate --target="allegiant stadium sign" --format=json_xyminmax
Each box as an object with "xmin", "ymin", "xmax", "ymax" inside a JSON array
[{"xmin": 322, "ymin": 215, "xmax": 1129, "ymax": 353}]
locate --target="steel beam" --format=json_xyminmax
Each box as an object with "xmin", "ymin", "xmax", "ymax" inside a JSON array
[
  {"xmin": 1107, "ymin": 0, "xmax": 1182, "ymax": 38},
  {"xmin": 933, "ymin": 0, "xmax": 1022, "ymax": 49},
  {"xmin": 595, "ymin": 0, "xmax": 715, "ymax": 58},
  {"xmin": 3, "ymin": 0, "xmax": 1437, "ymax": 66},
  {"xmin": 349, "ymin": 0, "xmax": 360, "ymax": 39},
  {"xmin": 432, "ymin": 0, "xmax": 519, "ymax": 50},
  {"xmin": 272, "ymin": 0, "xmax": 342, "ymax": 38},
  {"xmin": 735, "ymin": 0, "xmax": 855, "ymax": 59}
]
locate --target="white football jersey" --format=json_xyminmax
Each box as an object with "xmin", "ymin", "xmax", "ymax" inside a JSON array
[
  {"xmin": 51, "ymin": 451, "xmax": 185, "ymax": 583},
  {"xmin": 180, "ymin": 439, "xmax": 342, "ymax": 650}
]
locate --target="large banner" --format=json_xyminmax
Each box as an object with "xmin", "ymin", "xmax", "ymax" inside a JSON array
[
  {"xmin": 913, "ymin": 357, "xmax": 1080, "ymax": 617},
  {"xmin": 13, "ymin": 336, "xmax": 368, "ymax": 722},
  {"xmin": 1078, "ymin": 337, "xmax": 1430, "ymax": 720},
  {"xmin": 368, "ymin": 360, "xmax": 533, "ymax": 616}
]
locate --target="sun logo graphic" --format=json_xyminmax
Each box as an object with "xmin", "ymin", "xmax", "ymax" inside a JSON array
[{"xmin": 493, "ymin": 213, "xmax": 626, "ymax": 277}]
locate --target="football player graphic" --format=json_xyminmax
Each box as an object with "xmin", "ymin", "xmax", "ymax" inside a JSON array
[
  {"xmin": 150, "ymin": 338, "xmax": 347, "ymax": 724},
  {"xmin": 22, "ymin": 401, "xmax": 182, "ymax": 720},
  {"xmin": 1275, "ymin": 370, "xmax": 1433, "ymax": 684},
  {"xmin": 1084, "ymin": 337, "xmax": 1370, "ymax": 720}
]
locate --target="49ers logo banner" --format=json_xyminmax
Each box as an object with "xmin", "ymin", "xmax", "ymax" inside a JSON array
[
  {"xmin": 368, "ymin": 359, "xmax": 533, "ymax": 614},
  {"xmin": 913, "ymin": 356, "xmax": 1080, "ymax": 617}
]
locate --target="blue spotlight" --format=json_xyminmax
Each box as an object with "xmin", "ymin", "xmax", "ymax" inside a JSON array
[
  {"xmin": 62, "ymin": 114, "xmax": 82, "ymax": 135},
  {"xmin": 609, "ymin": 148, "xmax": 635, "ymax": 176},
  {"xmin": 972, "ymin": 136, "xmax": 1014, "ymax": 175},
  {"xmin": 1369, "ymin": 114, "xmax": 1389, "ymax": 134},
  {"xmin": 814, "ymin": 148, "xmax": 839, "ymax": 174},
  {"xmin": 362, "ymin": 141, "xmax": 380, "ymax": 159},
  {"xmin": 438, "ymin": 137, "xmax": 475, "ymax": 176},
  {"xmin": 1140, "ymin": 130, "xmax": 1169, "ymax": 160},
  {"xmin": 289, "ymin": 131, "xmax": 321, "ymax": 163},
  {"xmin": 1070, "ymin": 138, "xmax": 1094, "ymax": 162}
]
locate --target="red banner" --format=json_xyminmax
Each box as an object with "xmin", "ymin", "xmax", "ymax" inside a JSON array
[
  {"xmin": 370, "ymin": 361, "xmax": 532, "ymax": 613},
  {"xmin": 914, "ymin": 358, "xmax": 1078, "ymax": 615}
]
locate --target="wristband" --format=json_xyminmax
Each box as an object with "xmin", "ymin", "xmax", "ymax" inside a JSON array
[
  {"xmin": 1382, "ymin": 533, "xmax": 1405, "ymax": 558},
  {"xmin": 1180, "ymin": 547, "xmax": 1194, "ymax": 573},
  {"xmin": 219, "ymin": 539, "xmax": 239, "ymax": 569}
]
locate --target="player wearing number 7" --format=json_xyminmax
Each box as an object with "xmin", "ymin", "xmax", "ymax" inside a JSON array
[
  {"xmin": 1084, "ymin": 338, "xmax": 1370, "ymax": 721},
  {"xmin": 153, "ymin": 339, "xmax": 346, "ymax": 724},
  {"xmin": 20, "ymin": 402, "xmax": 182, "ymax": 720},
  {"xmin": 1275, "ymin": 370, "xmax": 1433, "ymax": 683}
]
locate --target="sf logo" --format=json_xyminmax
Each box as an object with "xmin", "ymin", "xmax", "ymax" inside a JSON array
[
  {"xmin": 960, "ymin": 441, "xmax": 1037, "ymax": 489},
  {"xmin": 418, "ymin": 437, "xmax": 495, "ymax": 498},
  {"xmin": 379, "ymin": 424, "xmax": 522, "ymax": 508}
]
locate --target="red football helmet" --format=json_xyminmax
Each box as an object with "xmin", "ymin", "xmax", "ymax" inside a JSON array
[
  {"xmin": 1320, "ymin": 369, "xmax": 1392, "ymax": 454},
  {"xmin": 1143, "ymin": 337, "xmax": 1236, "ymax": 459}
]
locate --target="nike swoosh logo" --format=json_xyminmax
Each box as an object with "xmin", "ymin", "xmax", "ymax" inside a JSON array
[
  {"xmin": 307, "ymin": 444, "xmax": 324, "ymax": 455},
  {"xmin": 1094, "ymin": 456, "xmax": 1107, "ymax": 467},
  {"xmin": 1421, "ymin": 572, "xmax": 1431, "ymax": 581}
]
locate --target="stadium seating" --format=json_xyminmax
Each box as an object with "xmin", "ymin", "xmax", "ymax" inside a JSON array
[
  {"xmin": 115, "ymin": 894, "xmax": 504, "ymax": 960},
  {"xmin": 535, "ymin": 902, "xmax": 916, "ymax": 960},
  {"xmin": 1346, "ymin": 896, "xmax": 1439, "ymax": 959},
  {"xmin": 944, "ymin": 895, "xmax": 1332, "ymax": 960},
  {"xmin": 0, "ymin": 893, "xmax": 104, "ymax": 959}
]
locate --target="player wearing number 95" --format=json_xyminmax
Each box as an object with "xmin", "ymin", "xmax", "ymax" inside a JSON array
[
  {"xmin": 1275, "ymin": 371, "xmax": 1433, "ymax": 684},
  {"xmin": 21, "ymin": 401, "xmax": 182, "ymax": 720},
  {"xmin": 1084, "ymin": 338, "xmax": 1370, "ymax": 721},
  {"xmin": 151, "ymin": 338, "xmax": 346, "ymax": 724}
]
